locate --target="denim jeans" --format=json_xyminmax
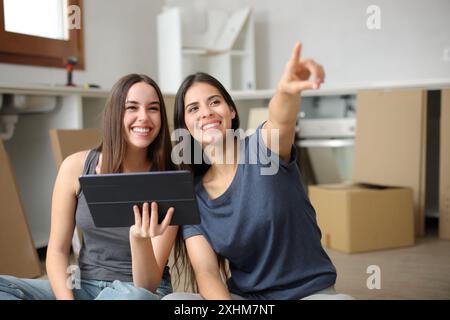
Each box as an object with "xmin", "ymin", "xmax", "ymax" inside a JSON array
[{"xmin": 0, "ymin": 267, "xmax": 172, "ymax": 300}]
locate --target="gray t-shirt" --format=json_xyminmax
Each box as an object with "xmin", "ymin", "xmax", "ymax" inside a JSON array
[
  {"xmin": 182, "ymin": 125, "xmax": 337, "ymax": 299},
  {"xmin": 76, "ymin": 150, "xmax": 133, "ymax": 281},
  {"xmin": 76, "ymin": 149, "xmax": 170, "ymax": 283}
]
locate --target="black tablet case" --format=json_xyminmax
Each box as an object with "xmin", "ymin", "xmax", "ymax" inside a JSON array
[{"xmin": 79, "ymin": 170, "xmax": 200, "ymax": 227}]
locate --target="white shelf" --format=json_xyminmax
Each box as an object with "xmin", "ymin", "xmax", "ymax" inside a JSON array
[
  {"xmin": 158, "ymin": 7, "xmax": 256, "ymax": 92},
  {"xmin": 0, "ymin": 83, "xmax": 110, "ymax": 98},
  {"xmin": 231, "ymin": 89, "xmax": 273, "ymax": 100},
  {"xmin": 302, "ymin": 79, "xmax": 450, "ymax": 97},
  {"xmin": 182, "ymin": 48, "xmax": 209, "ymax": 55},
  {"xmin": 162, "ymin": 78, "xmax": 450, "ymax": 105},
  {"xmin": 229, "ymin": 50, "xmax": 248, "ymax": 56},
  {"xmin": 204, "ymin": 79, "xmax": 450, "ymax": 101}
]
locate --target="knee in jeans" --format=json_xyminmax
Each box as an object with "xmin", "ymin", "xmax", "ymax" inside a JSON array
[
  {"xmin": 0, "ymin": 275, "xmax": 25, "ymax": 299},
  {"xmin": 0, "ymin": 275, "xmax": 19, "ymax": 289},
  {"xmin": 100, "ymin": 281, "xmax": 160, "ymax": 300},
  {"xmin": 156, "ymin": 282, "xmax": 173, "ymax": 298},
  {"xmin": 0, "ymin": 275, "xmax": 15, "ymax": 284}
]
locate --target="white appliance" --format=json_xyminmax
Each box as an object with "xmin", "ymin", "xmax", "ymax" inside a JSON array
[{"xmin": 296, "ymin": 118, "xmax": 356, "ymax": 184}]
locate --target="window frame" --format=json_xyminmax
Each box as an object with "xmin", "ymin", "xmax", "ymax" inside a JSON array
[{"xmin": 0, "ymin": 0, "xmax": 84, "ymax": 69}]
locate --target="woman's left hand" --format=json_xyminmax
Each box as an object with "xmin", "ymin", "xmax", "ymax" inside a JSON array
[
  {"xmin": 277, "ymin": 42, "xmax": 325, "ymax": 95},
  {"xmin": 130, "ymin": 202, "xmax": 174, "ymax": 239}
]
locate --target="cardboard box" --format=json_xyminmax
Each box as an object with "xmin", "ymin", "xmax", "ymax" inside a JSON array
[
  {"xmin": 49, "ymin": 128, "xmax": 102, "ymax": 168},
  {"xmin": 440, "ymin": 89, "xmax": 450, "ymax": 240},
  {"xmin": 0, "ymin": 140, "xmax": 41, "ymax": 278},
  {"xmin": 353, "ymin": 89, "xmax": 427, "ymax": 236},
  {"xmin": 309, "ymin": 184, "xmax": 415, "ymax": 253}
]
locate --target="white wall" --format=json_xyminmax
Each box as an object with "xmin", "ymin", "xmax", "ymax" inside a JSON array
[
  {"xmin": 0, "ymin": 0, "xmax": 165, "ymax": 89},
  {"xmin": 190, "ymin": 0, "xmax": 450, "ymax": 89},
  {"xmin": 0, "ymin": 0, "xmax": 449, "ymax": 90},
  {"xmin": 263, "ymin": 0, "xmax": 450, "ymax": 89}
]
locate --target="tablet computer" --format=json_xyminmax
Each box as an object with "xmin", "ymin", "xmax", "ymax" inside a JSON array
[{"xmin": 79, "ymin": 170, "xmax": 201, "ymax": 228}]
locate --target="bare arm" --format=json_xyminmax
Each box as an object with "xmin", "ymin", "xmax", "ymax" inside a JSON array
[
  {"xmin": 129, "ymin": 202, "xmax": 178, "ymax": 292},
  {"xmin": 263, "ymin": 42, "xmax": 325, "ymax": 162},
  {"xmin": 186, "ymin": 235, "xmax": 231, "ymax": 300},
  {"xmin": 46, "ymin": 152, "xmax": 86, "ymax": 300}
]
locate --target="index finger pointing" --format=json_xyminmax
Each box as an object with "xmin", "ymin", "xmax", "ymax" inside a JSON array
[{"xmin": 289, "ymin": 42, "xmax": 302, "ymax": 64}]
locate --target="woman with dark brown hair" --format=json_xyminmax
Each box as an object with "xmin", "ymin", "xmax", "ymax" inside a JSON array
[
  {"xmin": 165, "ymin": 43, "xmax": 354, "ymax": 300},
  {"xmin": 0, "ymin": 74, "xmax": 177, "ymax": 300}
]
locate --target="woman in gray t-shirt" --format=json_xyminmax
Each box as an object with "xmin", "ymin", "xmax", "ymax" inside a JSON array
[
  {"xmin": 0, "ymin": 74, "xmax": 177, "ymax": 300},
  {"xmin": 166, "ymin": 43, "xmax": 353, "ymax": 300}
]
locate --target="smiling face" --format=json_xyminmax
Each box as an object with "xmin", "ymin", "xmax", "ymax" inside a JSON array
[
  {"xmin": 183, "ymin": 82, "xmax": 236, "ymax": 146},
  {"xmin": 123, "ymin": 82, "xmax": 161, "ymax": 150}
]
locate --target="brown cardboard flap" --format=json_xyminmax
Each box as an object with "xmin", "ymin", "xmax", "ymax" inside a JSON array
[
  {"xmin": 163, "ymin": 96, "xmax": 175, "ymax": 132},
  {"xmin": 0, "ymin": 140, "xmax": 41, "ymax": 278},
  {"xmin": 440, "ymin": 90, "xmax": 450, "ymax": 240},
  {"xmin": 316, "ymin": 183, "xmax": 395, "ymax": 191},
  {"xmin": 49, "ymin": 128, "xmax": 102, "ymax": 169},
  {"xmin": 353, "ymin": 89, "xmax": 427, "ymax": 236}
]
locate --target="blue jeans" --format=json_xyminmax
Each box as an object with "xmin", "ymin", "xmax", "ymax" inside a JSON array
[{"xmin": 0, "ymin": 268, "xmax": 172, "ymax": 300}]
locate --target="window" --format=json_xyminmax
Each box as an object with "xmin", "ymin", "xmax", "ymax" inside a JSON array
[
  {"xmin": 4, "ymin": 0, "xmax": 69, "ymax": 40},
  {"xmin": 0, "ymin": 0, "xmax": 84, "ymax": 69}
]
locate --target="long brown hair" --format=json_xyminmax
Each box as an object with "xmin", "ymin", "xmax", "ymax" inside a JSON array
[
  {"xmin": 99, "ymin": 74, "xmax": 174, "ymax": 173},
  {"xmin": 172, "ymin": 72, "xmax": 236, "ymax": 292},
  {"xmin": 98, "ymin": 74, "xmax": 184, "ymax": 288}
]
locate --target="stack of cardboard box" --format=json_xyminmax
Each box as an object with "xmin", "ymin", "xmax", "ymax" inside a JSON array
[{"xmin": 309, "ymin": 88, "xmax": 450, "ymax": 253}]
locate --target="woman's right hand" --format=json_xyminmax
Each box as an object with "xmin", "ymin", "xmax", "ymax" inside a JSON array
[
  {"xmin": 276, "ymin": 42, "xmax": 325, "ymax": 95},
  {"xmin": 130, "ymin": 202, "xmax": 174, "ymax": 239}
]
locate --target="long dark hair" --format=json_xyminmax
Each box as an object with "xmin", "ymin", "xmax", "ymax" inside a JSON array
[
  {"xmin": 172, "ymin": 72, "xmax": 238, "ymax": 292},
  {"xmin": 99, "ymin": 73, "xmax": 174, "ymax": 173}
]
